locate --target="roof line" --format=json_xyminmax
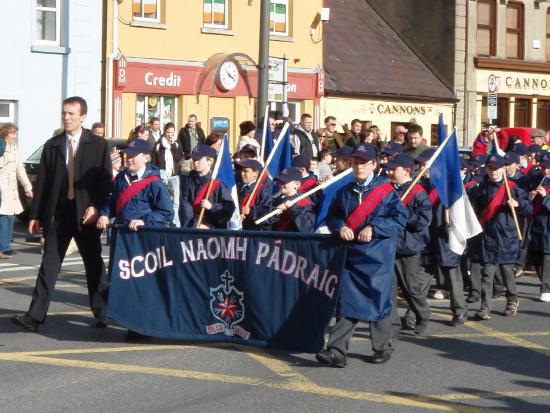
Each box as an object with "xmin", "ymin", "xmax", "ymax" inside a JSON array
[{"xmin": 324, "ymin": 90, "xmax": 459, "ymax": 103}]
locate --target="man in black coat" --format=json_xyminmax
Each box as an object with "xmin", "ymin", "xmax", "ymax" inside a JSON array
[
  {"xmin": 177, "ymin": 114, "xmax": 206, "ymax": 158},
  {"xmin": 12, "ymin": 96, "xmax": 112, "ymax": 332}
]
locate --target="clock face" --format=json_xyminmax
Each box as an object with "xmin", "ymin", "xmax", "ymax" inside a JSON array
[{"xmin": 217, "ymin": 61, "xmax": 239, "ymax": 91}]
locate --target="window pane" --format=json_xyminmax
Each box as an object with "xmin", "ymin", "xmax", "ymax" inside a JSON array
[
  {"xmin": 203, "ymin": 0, "xmax": 212, "ymax": 24},
  {"xmin": 506, "ymin": 32, "xmax": 519, "ymax": 58},
  {"xmin": 143, "ymin": 0, "xmax": 157, "ymax": 19},
  {"xmin": 477, "ymin": 1, "xmax": 490, "ymax": 26},
  {"xmin": 37, "ymin": 10, "xmax": 56, "ymax": 41},
  {"xmin": 273, "ymin": 4, "xmax": 286, "ymax": 33},
  {"xmin": 507, "ymin": 6, "xmax": 519, "ymax": 30},
  {"xmin": 213, "ymin": 0, "xmax": 225, "ymax": 25},
  {"xmin": 477, "ymin": 28, "xmax": 490, "ymax": 55},
  {"xmin": 0, "ymin": 103, "xmax": 9, "ymax": 118},
  {"xmin": 37, "ymin": 0, "xmax": 56, "ymax": 8},
  {"xmin": 132, "ymin": 0, "xmax": 142, "ymax": 17}
]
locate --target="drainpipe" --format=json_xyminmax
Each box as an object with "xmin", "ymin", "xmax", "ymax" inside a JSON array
[{"xmin": 106, "ymin": 0, "xmax": 119, "ymax": 138}]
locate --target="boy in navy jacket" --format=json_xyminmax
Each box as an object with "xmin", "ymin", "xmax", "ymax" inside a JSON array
[
  {"xmin": 386, "ymin": 154, "xmax": 432, "ymax": 336},
  {"xmin": 469, "ymin": 155, "xmax": 532, "ymax": 320},
  {"xmin": 238, "ymin": 159, "xmax": 273, "ymax": 231}
]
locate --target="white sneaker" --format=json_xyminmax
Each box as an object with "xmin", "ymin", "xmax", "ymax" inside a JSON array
[
  {"xmin": 433, "ymin": 290, "xmax": 446, "ymax": 300},
  {"xmin": 540, "ymin": 292, "xmax": 550, "ymax": 302}
]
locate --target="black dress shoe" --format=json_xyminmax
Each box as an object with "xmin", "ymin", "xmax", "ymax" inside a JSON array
[
  {"xmin": 371, "ymin": 351, "xmax": 391, "ymax": 364},
  {"xmin": 466, "ymin": 295, "xmax": 480, "ymax": 304},
  {"xmin": 315, "ymin": 350, "xmax": 347, "ymax": 367},
  {"xmin": 4, "ymin": 250, "xmax": 17, "ymax": 256},
  {"xmin": 450, "ymin": 312, "xmax": 467, "ymax": 327},
  {"xmin": 124, "ymin": 330, "xmax": 150, "ymax": 341},
  {"xmin": 414, "ymin": 321, "xmax": 428, "ymax": 337},
  {"xmin": 11, "ymin": 314, "xmax": 39, "ymax": 332},
  {"xmin": 401, "ymin": 317, "xmax": 416, "ymax": 331}
]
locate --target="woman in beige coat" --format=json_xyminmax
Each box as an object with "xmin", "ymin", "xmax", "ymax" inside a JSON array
[{"xmin": 0, "ymin": 123, "xmax": 33, "ymax": 258}]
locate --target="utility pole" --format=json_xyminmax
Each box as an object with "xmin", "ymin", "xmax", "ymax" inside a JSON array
[{"xmin": 256, "ymin": 0, "xmax": 270, "ymax": 125}]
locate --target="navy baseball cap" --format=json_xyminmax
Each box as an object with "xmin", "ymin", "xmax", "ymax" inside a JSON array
[
  {"xmin": 381, "ymin": 142, "xmax": 403, "ymax": 156},
  {"xmin": 239, "ymin": 159, "xmax": 263, "ymax": 172},
  {"xmin": 416, "ymin": 148, "xmax": 436, "ymax": 164},
  {"xmin": 350, "ymin": 144, "xmax": 377, "ymax": 161},
  {"xmin": 334, "ymin": 146, "xmax": 353, "ymax": 158},
  {"xmin": 486, "ymin": 154, "xmax": 505, "ymax": 169},
  {"xmin": 385, "ymin": 153, "xmax": 415, "ymax": 170},
  {"xmin": 125, "ymin": 139, "xmax": 151, "ymax": 157},
  {"xmin": 239, "ymin": 144, "xmax": 258, "ymax": 156},
  {"xmin": 510, "ymin": 142, "xmax": 529, "ymax": 156},
  {"xmin": 291, "ymin": 155, "xmax": 311, "ymax": 169},
  {"xmin": 472, "ymin": 154, "xmax": 488, "ymax": 167},
  {"xmin": 275, "ymin": 167, "xmax": 302, "ymax": 184},
  {"xmin": 540, "ymin": 152, "xmax": 550, "ymax": 168},
  {"xmin": 504, "ymin": 152, "xmax": 520, "ymax": 165},
  {"xmin": 191, "ymin": 144, "xmax": 217, "ymax": 160}
]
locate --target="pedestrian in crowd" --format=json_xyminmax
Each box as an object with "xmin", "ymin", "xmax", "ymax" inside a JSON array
[
  {"xmin": 333, "ymin": 146, "xmax": 353, "ymax": 175},
  {"xmin": 236, "ymin": 120, "xmax": 260, "ymax": 152},
  {"xmin": 151, "ymin": 122, "xmax": 184, "ymax": 227},
  {"xmin": 316, "ymin": 128, "xmax": 329, "ymax": 151},
  {"xmin": 147, "ymin": 116, "xmax": 162, "ymax": 147},
  {"xmin": 178, "ymin": 114, "xmax": 206, "ymax": 159},
  {"xmin": 238, "ymin": 159, "xmax": 273, "ymax": 231},
  {"xmin": 0, "ymin": 123, "xmax": 33, "ymax": 259},
  {"xmin": 531, "ymin": 128, "xmax": 547, "ymax": 150},
  {"xmin": 12, "ymin": 96, "xmax": 112, "ymax": 332},
  {"xmin": 385, "ymin": 153, "xmax": 432, "ymax": 336},
  {"xmin": 270, "ymin": 167, "xmax": 315, "ymax": 232},
  {"xmin": 238, "ymin": 144, "xmax": 259, "ymax": 162},
  {"xmin": 292, "ymin": 155, "xmax": 319, "ymax": 194},
  {"xmin": 129, "ymin": 124, "xmax": 150, "ymax": 146},
  {"xmin": 404, "ymin": 124, "xmax": 430, "ymax": 160},
  {"xmin": 205, "ymin": 132, "xmax": 223, "ymax": 152},
  {"xmin": 324, "ymin": 116, "xmax": 345, "ymax": 151},
  {"xmin": 528, "ymin": 151, "xmax": 550, "ymax": 302},
  {"xmin": 317, "ymin": 149, "xmax": 333, "ymax": 182},
  {"xmin": 469, "ymin": 154, "xmax": 531, "ymax": 320},
  {"xmin": 91, "ymin": 122, "xmax": 105, "ymax": 138},
  {"xmin": 292, "ymin": 113, "xmax": 319, "ymax": 158},
  {"xmin": 316, "ymin": 145, "xmax": 408, "ymax": 367},
  {"xmin": 392, "ymin": 125, "xmax": 408, "ymax": 146},
  {"xmin": 179, "ymin": 144, "xmax": 235, "ymax": 229},
  {"xmin": 344, "ymin": 119, "xmax": 363, "ymax": 148}
]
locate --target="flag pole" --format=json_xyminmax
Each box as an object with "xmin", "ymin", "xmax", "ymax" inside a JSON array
[
  {"xmin": 399, "ymin": 129, "xmax": 456, "ymax": 201},
  {"xmin": 492, "ymin": 135, "xmax": 522, "ymax": 241},
  {"xmin": 244, "ymin": 122, "xmax": 290, "ymax": 209},
  {"xmin": 196, "ymin": 139, "xmax": 224, "ymax": 228},
  {"xmin": 255, "ymin": 168, "xmax": 354, "ymax": 225},
  {"xmin": 259, "ymin": 105, "xmax": 269, "ymax": 161}
]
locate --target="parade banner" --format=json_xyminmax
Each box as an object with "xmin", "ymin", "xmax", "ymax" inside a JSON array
[{"xmin": 107, "ymin": 227, "xmax": 347, "ymax": 353}]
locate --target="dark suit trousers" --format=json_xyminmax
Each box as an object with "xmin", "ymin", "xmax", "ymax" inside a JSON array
[{"xmin": 27, "ymin": 201, "xmax": 108, "ymax": 322}]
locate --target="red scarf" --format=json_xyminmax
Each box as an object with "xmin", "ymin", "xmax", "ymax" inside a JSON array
[
  {"xmin": 300, "ymin": 177, "xmax": 318, "ymax": 193},
  {"xmin": 193, "ymin": 179, "xmax": 221, "ymax": 214},
  {"xmin": 478, "ymin": 181, "xmax": 516, "ymax": 225},
  {"xmin": 428, "ymin": 188, "xmax": 440, "ymax": 205},
  {"xmin": 402, "ymin": 183, "xmax": 426, "ymax": 207},
  {"xmin": 275, "ymin": 198, "xmax": 312, "ymax": 231},
  {"xmin": 346, "ymin": 183, "xmax": 394, "ymax": 231},
  {"xmin": 115, "ymin": 175, "xmax": 160, "ymax": 215},
  {"xmin": 241, "ymin": 182, "xmax": 264, "ymax": 209}
]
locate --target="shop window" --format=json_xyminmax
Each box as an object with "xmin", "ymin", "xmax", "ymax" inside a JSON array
[
  {"xmin": 132, "ymin": 0, "xmax": 160, "ymax": 22},
  {"xmin": 481, "ymin": 96, "xmax": 509, "ymax": 127},
  {"xmin": 136, "ymin": 95, "xmax": 177, "ymax": 129},
  {"xmin": 270, "ymin": 0, "xmax": 289, "ymax": 36},
  {"xmin": 0, "ymin": 100, "xmax": 17, "ymax": 124},
  {"xmin": 514, "ymin": 98, "xmax": 531, "ymax": 127},
  {"xmin": 476, "ymin": 0, "xmax": 496, "ymax": 57},
  {"xmin": 270, "ymin": 101, "xmax": 300, "ymax": 124},
  {"xmin": 506, "ymin": 2, "xmax": 524, "ymax": 60},
  {"xmin": 537, "ymin": 100, "xmax": 550, "ymax": 131},
  {"xmin": 203, "ymin": 0, "xmax": 228, "ymax": 29},
  {"xmin": 546, "ymin": 9, "xmax": 550, "ymax": 62},
  {"xmin": 36, "ymin": 0, "xmax": 60, "ymax": 46}
]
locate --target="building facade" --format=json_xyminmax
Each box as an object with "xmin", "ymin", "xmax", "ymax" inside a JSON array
[
  {"xmin": 1, "ymin": 0, "xmax": 103, "ymax": 158},
  {"xmin": 104, "ymin": 0, "xmax": 324, "ymax": 149}
]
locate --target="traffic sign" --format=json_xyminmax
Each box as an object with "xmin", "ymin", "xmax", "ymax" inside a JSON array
[{"xmin": 487, "ymin": 92, "xmax": 498, "ymax": 120}]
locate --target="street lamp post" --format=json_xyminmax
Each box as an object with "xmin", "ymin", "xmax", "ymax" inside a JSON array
[{"xmin": 256, "ymin": 0, "xmax": 270, "ymax": 125}]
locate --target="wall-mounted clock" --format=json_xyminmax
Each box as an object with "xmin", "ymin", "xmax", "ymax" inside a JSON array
[{"xmin": 216, "ymin": 61, "xmax": 239, "ymax": 91}]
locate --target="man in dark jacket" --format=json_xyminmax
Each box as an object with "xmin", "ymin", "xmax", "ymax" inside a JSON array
[
  {"xmin": 469, "ymin": 155, "xmax": 532, "ymax": 320},
  {"xmin": 386, "ymin": 154, "xmax": 432, "ymax": 336},
  {"xmin": 12, "ymin": 96, "xmax": 112, "ymax": 332},
  {"xmin": 177, "ymin": 114, "xmax": 206, "ymax": 158},
  {"xmin": 316, "ymin": 145, "xmax": 407, "ymax": 367},
  {"xmin": 292, "ymin": 113, "xmax": 319, "ymax": 158},
  {"xmin": 179, "ymin": 145, "xmax": 235, "ymax": 229}
]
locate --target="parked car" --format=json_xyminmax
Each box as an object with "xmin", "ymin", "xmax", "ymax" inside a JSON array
[{"xmin": 18, "ymin": 138, "xmax": 129, "ymax": 220}]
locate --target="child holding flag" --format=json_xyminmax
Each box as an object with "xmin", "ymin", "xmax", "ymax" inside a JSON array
[
  {"xmin": 238, "ymin": 159, "xmax": 273, "ymax": 231},
  {"xmin": 179, "ymin": 145, "xmax": 235, "ymax": 229}
]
